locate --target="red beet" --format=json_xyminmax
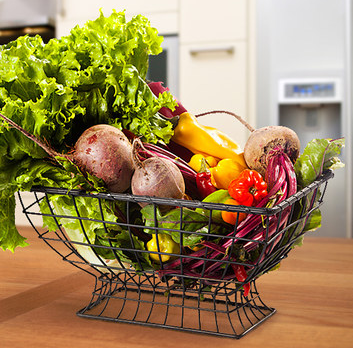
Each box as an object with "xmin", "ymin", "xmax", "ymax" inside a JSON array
[{"xmin": 73, "ymin": 125, "xmax": 135, "ymax": 193}]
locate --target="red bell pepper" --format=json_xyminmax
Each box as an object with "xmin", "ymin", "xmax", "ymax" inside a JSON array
[{"xmin": 228, "ymin": 169, "xmax": 268, "ymax": 206}]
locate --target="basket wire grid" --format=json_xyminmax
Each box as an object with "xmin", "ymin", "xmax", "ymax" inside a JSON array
[{"xmin": 18, "ymin": 170, "xmax": 333, "ymax": 339}]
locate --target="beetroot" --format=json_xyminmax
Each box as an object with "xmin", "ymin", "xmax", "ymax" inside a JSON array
[
  {"xmin": 244, "ymin": 125, "xmax": 300, "ymax": 177},
  {"xmin": 73, "ymin": 125, "xmax": 135, "ymax": 193},
  {"xmin": 131, "ymin": 138, "xmax": 185, "ymax": 205}
]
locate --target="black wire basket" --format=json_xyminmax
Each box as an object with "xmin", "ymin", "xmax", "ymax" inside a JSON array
[{"xmin": 18, "ymin": 169, "xmax": 333, "ymax": 339}]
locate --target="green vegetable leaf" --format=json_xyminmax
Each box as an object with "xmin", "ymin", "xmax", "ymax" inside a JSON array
[
  {"xmin": 141, "ymin": 205, "xmax": 227, "ymax": 248},
  {"xmin": 294, "ymin": 138, "xmax": 345, "ymax": 188},
  {"xmin": 40, "ymin": 193, "xmax": 132, "ymax": 267},
  {"xmin": 94, "ymin": 228, "xmax": 152, "ymax": 272},
  {"xmin": 302, "ymin": 209, "xmax": 321, "ymax": 233},
  {"xmin": 40, "ymin": 193, "xmax": 151, "ymax": 271},
  {"xmin": 0, "ymin": 190, "xmax": 28, "ymax": 251}
]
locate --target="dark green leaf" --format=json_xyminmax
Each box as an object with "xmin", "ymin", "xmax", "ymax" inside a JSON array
[{"xmin": 141, "ymin": 205, "xmax": 228, "ymax": 248}]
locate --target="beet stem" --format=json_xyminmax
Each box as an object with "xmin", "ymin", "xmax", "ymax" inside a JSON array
[
  {"xmin": 0, "ymin": 112, "xmax": 62, "ymax": 158},
  {"xmin": 195, "ymin": 110, "xmax": 255, "ymax": 133}
]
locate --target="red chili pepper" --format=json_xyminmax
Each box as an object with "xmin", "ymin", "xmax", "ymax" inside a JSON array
[
  {"xmin": 195, "ymin": 157, "xmax": 217, "ymax": 199},
  {"xmin": 196, "ymin": 171, "xmax": 217, "ymax": 199},
  {"xmin": 232, "ymin": 264, "xmax": 250, "ymax": 297},
  {"xmin": 228, "ymin": 169, "xmax": 268, "ymax": 206}
]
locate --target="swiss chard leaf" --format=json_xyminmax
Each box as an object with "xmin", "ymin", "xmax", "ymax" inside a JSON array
[
  {"xmin": 282, "ymin": 138, "xmax": 345, "ymax": 249},
  {"xmin": 294, "ymin": 138, "xmax": 345, "ymax": 188},
  {"xmin": 141, "ymin": 205, "xmax": 228, "ymax": 248}
]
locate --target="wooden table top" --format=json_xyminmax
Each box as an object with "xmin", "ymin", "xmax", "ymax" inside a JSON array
[{"xmin": 1, "ymin": 226, "xmax": 353, "ymax": 348}]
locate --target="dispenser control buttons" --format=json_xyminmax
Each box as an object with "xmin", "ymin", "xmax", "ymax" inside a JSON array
[
  {"xmin": 278, "ymin": 77, "xmax": 341, "ymax": 104},
  {"xmin": 286, "ymin": 82, "xmax": 335, "ymax": 98}
]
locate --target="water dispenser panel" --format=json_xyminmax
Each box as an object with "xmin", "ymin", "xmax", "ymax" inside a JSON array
[{"xmin": 278, "ymin": 77, "xmax": 342, "ymax": 104}]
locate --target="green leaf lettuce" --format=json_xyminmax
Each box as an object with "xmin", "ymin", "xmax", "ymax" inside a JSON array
[{"xmin": 0, "ymin": 10, "xmax": 176, "ymax": 251}]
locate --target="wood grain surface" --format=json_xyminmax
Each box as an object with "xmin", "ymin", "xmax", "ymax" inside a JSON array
[{"xmin": 1, "ymin": 227, "xmax": 352, "ymax": 348}]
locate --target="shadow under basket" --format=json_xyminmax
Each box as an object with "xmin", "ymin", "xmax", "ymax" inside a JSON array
[{"xmin": 18, "ymin": 170, "xmax": 333, "ymax": 339}]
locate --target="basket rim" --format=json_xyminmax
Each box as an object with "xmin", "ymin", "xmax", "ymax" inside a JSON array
[{"xmin": 29, "ymin": 170, "xmax": 334, "ymax": 215}]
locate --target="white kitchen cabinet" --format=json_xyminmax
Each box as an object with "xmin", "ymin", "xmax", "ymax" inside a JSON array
[
  {"xmin": 58, "ymin": 0, "xmax": 178, "ymax": 20},
  {"xmin": 179, "ymin": 0, "xmax": 247, "ymax": 44},
  {"xmin": 55, "ymin": 0, "xmax": 179, "ymax": 37},
  {"xmin": 179, "ymin": 0, "xmax": 255, "ymax": 147},
  {"xmin": 179, "ymin": 41, "xmax": 249, "ymax": 145}
]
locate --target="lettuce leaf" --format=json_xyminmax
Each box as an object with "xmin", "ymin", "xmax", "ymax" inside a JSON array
[
  {"xmin": 0, "ymin": 190, "xmax": 27, "ymax": 251},
  {"xmin": 39, "ymin": 191, "xmax": 152, "ymax": 272},
  {"xmin": 0, "ymin": 10, "xmax": 176, "ymax": 252}
]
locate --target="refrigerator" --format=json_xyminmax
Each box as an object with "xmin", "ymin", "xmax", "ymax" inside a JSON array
[{"xmin": 255, "ymin": 0, "xmax": 352, "ymax": 238}]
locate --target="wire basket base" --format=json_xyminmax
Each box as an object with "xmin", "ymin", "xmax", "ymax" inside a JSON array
[
  {"xmin": 76, "ymin": 273, "xmax": 276, "ymax": 339},
  {"xmin": 18, "ymin": 171, "xmax": 334, "ymax": 339}
]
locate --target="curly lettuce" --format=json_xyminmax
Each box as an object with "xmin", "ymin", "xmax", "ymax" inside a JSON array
[
  {"xmin": 0, "ymin": 10, "xmax": 176, "ymax": 251},
  {"xmin": 39, "ymin": 193, "xmax": 152, "ymax": 272}
]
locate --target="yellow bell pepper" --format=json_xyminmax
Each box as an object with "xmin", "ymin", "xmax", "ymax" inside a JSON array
[
  {"xmin": 172, "ymin": 112, "xmax": 244, "ymax": 161},
  {"xmin": 210, "ymin": 157, "xmax": 248, "ymax": 190},
  {"xmin": 147, "ymin": 233, "xmax": 180, "ymax": 262},
  {"xmin": 188, "ymin": 154, "xmax": 219, "ymax": 172},
  {"xmin": 205, "ymin": 156, "xmax": 218, "ymax": 168}
]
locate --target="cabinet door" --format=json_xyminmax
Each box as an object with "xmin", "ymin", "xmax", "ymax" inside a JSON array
[
  {"xmin": 56, "ymin": 0, "xmax": 179, "ymax": 37},
  {"xmin": 179, "ymin": 41, "xmax": 250, "ymax": 146},
  {"xmin": 59, "ymin": 0, "xmax": 178, "ymax": 20},
  {"xmin": 180, "ymin": 0, "xmax": 247, "ymax": 44}
]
